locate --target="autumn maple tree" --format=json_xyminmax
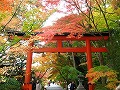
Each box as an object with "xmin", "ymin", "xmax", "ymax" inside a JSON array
[
  {"xmin": 0, "ymin": 0, "xmax": 120, "ymax": 89},
  {"xmin": 32, "ymin": 52, "xmax": 82, "ymax": 86},
  {"xmin": 29, "ymin": 0, "xmax": 120, "ymax": 42},
  {"xmin": 86, "ymin": 65, "xmax": 118, "ymax": 89},
  {"xmin": 0, "ymin": 0, "xmax": 54, "ymax": 86}
]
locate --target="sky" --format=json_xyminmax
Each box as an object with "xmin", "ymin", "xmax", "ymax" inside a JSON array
[
  {"xmin": 43, "ymin": 0, "xmax": 86, "ymax": 27},
  {"xmin": 43, "ymin": 0, "xmax": 68, "ymax": 27},
  {"xmin": 43, "ymin": 12, "xmax": 67, "ymax": 27}
]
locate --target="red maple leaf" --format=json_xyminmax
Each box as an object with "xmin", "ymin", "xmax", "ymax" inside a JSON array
[{"xmin": 34, "ymin": 14, "xmax": 86, "ymax": 41}]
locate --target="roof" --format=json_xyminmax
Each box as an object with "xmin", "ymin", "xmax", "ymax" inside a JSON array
[{"xmin": 7, "ymin": 30, "xmax": 109, "ymax": 37}]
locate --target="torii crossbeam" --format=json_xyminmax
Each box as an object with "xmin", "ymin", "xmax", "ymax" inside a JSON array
[{"xmin": 21, "ymin": 31, "xmax": 109, "ymax": 90}]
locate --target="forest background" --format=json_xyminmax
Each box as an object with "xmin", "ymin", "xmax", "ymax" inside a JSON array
[{"xmin": 0, "ymin": 0, "xmax": 120, "ymax": 90}]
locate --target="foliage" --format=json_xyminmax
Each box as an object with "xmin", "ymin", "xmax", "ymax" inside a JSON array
[
  {"xmin": 86, "ymin": 65, "xmax": 118, "ymax": 90},
  {"xmin": 0, "ymin": 53, "xmax": 26, "ymax": 84},
  {"xmin": 31, "ymin": 0, "xmax": 120, "ymax": 43},
  {"xmin": 32, "ymin": 53, "xmax": 58, "ymax": 80},
  {"xmin": 32, "ymin": 52, "xmax": 83, "ymax": 87},
  {"xmin": 0, "ymin": 0, "xmax": 54, "ymax": 36},
  {"xmin": 0, "ymin": 0, "xmax": 14, "ymax": 12},
  {"xmin": 106, "ymin": 29, "xmax": 120, "ymax": 79},
  {"xmin": 56, "ymin": 65, "xmax": 82, "ymax": 82},
  {"xmin": 0, "ymin": 77, "xmax": 21, "ymax": 90},
  {"xmin": 0, "ymin": 1, "xmax": 120, "ymax": 90},
  {"xmin": 95, "ymin": 84, "xmax": 108, "ymax": 90},
  {"xmin": 91, "ymin": 6, "xmax": 120, "ymax": 31},
  {"xmin": 36, "ymin": 14, "xmax": 86, "ymax": 41},
  {"xmin": 22, "ymin": 7, "xmax": 54, "ymax": 36},
  {"xmin": 35, "ymin": 0, "xmax": 120, "ymax": 31},
  {"xmin": 0, "ymin": 0, "xmax": 54, "ymax": 84}
]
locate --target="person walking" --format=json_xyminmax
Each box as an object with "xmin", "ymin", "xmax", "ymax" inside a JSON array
[
  {"xmin": 32, "ymin": 78, "xmax": 36, "ymax": 90},
  {"xmin": 70, "ymin": 81, "xmax": 76, "ymax": 90},
  {"xmin": 68, "ymin": 82, "xmax": 71, "ymax": 90},
  {"xmin": 36, "ymin": 80, "xmax": 42, "ymax": 90}
]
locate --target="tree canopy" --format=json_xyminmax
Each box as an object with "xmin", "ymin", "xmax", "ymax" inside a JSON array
[{"xmin": 0, "ymin": 0, "xmax": 120, "ymax": 89}]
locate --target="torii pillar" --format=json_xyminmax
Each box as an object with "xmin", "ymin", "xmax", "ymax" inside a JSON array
[
  {"xmin": 86, "ymin": 39, "xmax": 94, "ymax": 90},
  {"xmin": 23, "ymin": 42, "xmax": 33, "ymax": 90}
]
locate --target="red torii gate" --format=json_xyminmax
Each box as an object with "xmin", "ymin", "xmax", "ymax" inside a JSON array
[{"xmin": 22, "ymin": 32, "xmax": 109, "ymax": 90}]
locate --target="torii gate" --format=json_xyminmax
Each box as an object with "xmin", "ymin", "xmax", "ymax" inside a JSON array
[{"xmin": 22, "ymin": 31, "xmax": 109, "ymax": 90}]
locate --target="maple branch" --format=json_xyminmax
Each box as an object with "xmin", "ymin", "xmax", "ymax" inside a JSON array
[
  {"xmin": 39, "ymin": 68, "xmax": 49, "ymax": 79},
  {"xmin": 70, "ymin": 0, "xmax": 81, "ymax": 14},
  {"xmin": 69, "ymin": 0, "xmax": 98, "ymax": 31},
  {"xmin": 85, "ymin": 0, "xmax": 99, "ymax": 31},
  {"xmin": 95, "ymin": 0, "xmax": 110, "ymax": 30},
  {"xmin": 29, "ymin": 20, "xmax": 36, "ymax": 32},
  {"xmin": 1, "ymin": 0, "xmax": 23, "ymax": 33},
  {"xmin": 85, "ymin": 1, "xmax": 110, "ymax": 47},
  {"xmin": 92, "ymin": 6, "xmax": 115, "ymax": 14},
  {"xmin": 72, "ymin": 0, "xmax": 81, "ymax": 14}
]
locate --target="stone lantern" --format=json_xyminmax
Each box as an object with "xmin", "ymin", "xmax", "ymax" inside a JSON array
[{"xmin": 76, "ymin": 74, "xmax": 86, "ymax": 90}]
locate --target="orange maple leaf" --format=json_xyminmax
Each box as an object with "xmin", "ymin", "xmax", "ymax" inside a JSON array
[{"xmin": 0, "ymin": 0, "xmax": 14, "ymax": 12}]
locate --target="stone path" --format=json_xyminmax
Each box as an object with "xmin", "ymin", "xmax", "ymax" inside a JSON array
[{"xmin": 45, "ymin": 83, "xmax": 63, "ymax": 90}]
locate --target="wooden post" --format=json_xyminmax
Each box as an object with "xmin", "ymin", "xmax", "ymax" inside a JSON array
[
  {"xmin": 23, "ymin": 42, "xmax": 33, "ymax": 90},
  {"xmin": 86, "ymin": 39, "xmax": 94, "ymax": 90},
  {"xmin": 57, "ymin": 40, "xmax": 62, "ymax": 49}
]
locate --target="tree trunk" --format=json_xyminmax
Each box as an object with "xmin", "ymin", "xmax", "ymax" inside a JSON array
[
  {"xmin": 72, "ymin": 52, "xmax": 76, "ymax": 68},
  {"xmin": 98, "ymin": 52, "xmax": 104, "ymax": 65},
  {"xmin": 98, "ymin": 52, "xmax": 106, "ymax": 85}
]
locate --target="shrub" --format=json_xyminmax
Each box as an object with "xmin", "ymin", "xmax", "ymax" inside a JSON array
[{"xmin": 0, "ymin": 77, "xmax": 21, "ymax": 90}]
